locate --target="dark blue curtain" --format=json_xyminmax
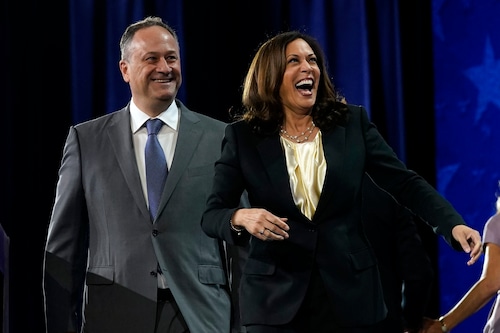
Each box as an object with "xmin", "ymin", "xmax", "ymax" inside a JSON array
[
  {"xmin": 69, "ymin": 0, "xmax": 186, "ymax": 124},
  {"xmin": 3, "ymin": 1, "xmax": 442, "ymax": 332},
  {"xmin": 68, "ymin": 0, "xmax": 409, "ymax": 159}
]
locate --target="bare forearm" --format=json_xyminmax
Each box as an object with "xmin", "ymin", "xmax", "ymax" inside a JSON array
[{"xmin": 441, "ymin": 280, "xmax": 495, "ymax": 330}]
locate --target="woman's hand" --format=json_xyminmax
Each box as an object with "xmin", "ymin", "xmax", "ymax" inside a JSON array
[
  {"xmin": 232, "ymin": 208, "xmax": 289, "ymax": 241},
  {"xmin": 452, "ymin": 224, "xmax": 482, "ymax": 265},
  {"xmin": 417, "ymin": 317, "xmax": 443, "ymax": 333}
]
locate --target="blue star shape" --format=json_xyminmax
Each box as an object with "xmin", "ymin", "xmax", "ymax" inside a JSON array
[{"xmin": 464, "ymin": 36, "xmax": 500, "ymax": 123}]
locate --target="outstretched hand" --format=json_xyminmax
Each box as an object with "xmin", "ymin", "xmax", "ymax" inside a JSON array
[{"xmin": 452, "ymin": 224, "xmax": 482, "ymax": 266}]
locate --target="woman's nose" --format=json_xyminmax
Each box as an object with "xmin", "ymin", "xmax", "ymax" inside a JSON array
[{"xmin": 301, "ymin": 60, "xmax": 313, "ymax": 72}]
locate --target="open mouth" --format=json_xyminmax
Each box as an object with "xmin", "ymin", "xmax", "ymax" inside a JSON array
[
  {"xmin": 296, "ymin": 79, "xmax": 313, "ymax": 91},
  {"xmin": 296, "ymin": 79, "xmax": 314, "ymax": 95}
]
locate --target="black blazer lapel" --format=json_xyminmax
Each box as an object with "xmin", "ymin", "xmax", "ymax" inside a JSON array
[
  {"xmin": 256, "ymin": 135, "xmax": 314, "ymax": 219},
  {"xmin": 313, "ymin": 126, "xmax": 346, "ymax": 222}
]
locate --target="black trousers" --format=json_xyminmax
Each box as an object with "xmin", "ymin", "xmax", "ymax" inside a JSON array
[{"xmin": 155, "ymin": 288, "xmax": 190, "ymax": 333}]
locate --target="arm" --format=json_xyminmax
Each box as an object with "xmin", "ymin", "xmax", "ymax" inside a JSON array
[
  {"xmin": 202, "ymin": 122, "xmax": 289, "ymax": 244},
  {"xmin": 358, "ymin": 105, "xmax": 482, "ymax": 264},
  {"xmin": 421, "ymin": 242, "xmax": 500, "ymax": 332},
  {"xmin": 202, "ymin": 124, "xmax": 250, "ymax": 245},
  {"xmin": 43, "ymin": 127, "xmax": 88, "ymax": 333}
]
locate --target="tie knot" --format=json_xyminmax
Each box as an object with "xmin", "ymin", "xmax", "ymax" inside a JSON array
[{"xmin": 146, "ymin": 118, "xmax": 164, "ymax": 135}]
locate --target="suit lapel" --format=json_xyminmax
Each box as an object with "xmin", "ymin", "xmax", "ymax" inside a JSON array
[
  {"xmin": 256, "ymin": 135, "xmax": 307, "ymax": 216},
  {"xmin": 157, "ymin": 104, "xmax": 201, "ymax": 210},
  {"xmin": 313, "ymin": 126, "xmax": 346, "ymax": 221},
  {"xmin": 255, "ymin": 128, "xmax": 347, "ymax": 223},
  {"xmin": 107, "ymin": 108, "xmax": 151, "ymax": 221}
]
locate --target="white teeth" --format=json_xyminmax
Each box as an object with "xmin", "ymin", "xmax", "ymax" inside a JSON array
[{"xmin": 296, "ymin": 79, "xmax": 313, "ymax": 88}]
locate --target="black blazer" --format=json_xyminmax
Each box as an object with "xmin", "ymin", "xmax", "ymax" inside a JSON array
[
  {"xmin": 362, "ymin": 174, "xmax": 434, "ymax": 331},
  {"xmin": 202, "ymin": 104, "xmax": 464, "ymax": 327}
]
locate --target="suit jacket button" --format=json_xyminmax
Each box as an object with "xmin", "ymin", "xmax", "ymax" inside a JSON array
[
  {"xmin": 152, "ymin": 229, "xmax": 159, "ymax": 237},
  {"xmin": 150, "ymin": 270, "xmax": 157, "ymax": 277}
]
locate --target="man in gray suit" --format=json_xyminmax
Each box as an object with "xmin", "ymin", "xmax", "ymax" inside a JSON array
[{"xmin": 43, "ymin": 16, "xmax": 231, "ymax": 333}]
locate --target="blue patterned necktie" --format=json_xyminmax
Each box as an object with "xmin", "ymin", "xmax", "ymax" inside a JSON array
[{"xmin": 145, "ymin": 119, "xmax": 168, "ymax": 221}]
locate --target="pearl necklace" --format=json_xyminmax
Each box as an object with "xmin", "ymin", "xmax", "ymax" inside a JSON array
[{"xmin": 280, "ymin": 121, "xmax": 315, "ymax": 143}]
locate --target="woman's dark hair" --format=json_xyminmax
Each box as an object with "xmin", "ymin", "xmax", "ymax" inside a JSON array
[{"xmin": 237, "ymin": 30, "xmax": 348, "ymax": 135}]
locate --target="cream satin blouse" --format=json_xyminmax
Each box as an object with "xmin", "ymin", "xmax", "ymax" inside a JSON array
[{"xmin": 280, "ymin": 131, "xmax": 326, "ymax": 220}]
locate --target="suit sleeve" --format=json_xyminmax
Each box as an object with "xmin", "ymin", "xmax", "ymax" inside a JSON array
[
  {"xmin": 202, "ymin": 123, "xmax": 251, "ymax": 246},
  {"xmin": 43, "ymin": 126, "xmax": 89, "ymax": 332},
  {"xmin": 358, "ymin": 104, "xmax": 466, "ymax": 251}
]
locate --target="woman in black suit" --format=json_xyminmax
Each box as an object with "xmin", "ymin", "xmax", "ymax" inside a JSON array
[{"xmin": 201, "ymin": 31, "xmax": 482, "ymax": 333}]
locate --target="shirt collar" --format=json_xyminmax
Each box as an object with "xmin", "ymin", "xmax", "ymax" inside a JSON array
[{"xmin": 129, "ymin": 99, "xmax": 180, "ymax": 133}]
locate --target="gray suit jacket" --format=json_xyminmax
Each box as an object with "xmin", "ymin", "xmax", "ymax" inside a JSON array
[{"xmin": 43, "ymin": 100, "xmax": 231, "ymax": 333}]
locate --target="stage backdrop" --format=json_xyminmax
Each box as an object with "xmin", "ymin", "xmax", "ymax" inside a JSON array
[
  {"xmin": 8, "ymin": 0, "xmax": 499, "ymax": 332},
  {"xmin": 433, "ymin": 0, "xmax": 500, "ymax": 332},
  {"xmin": 69, "ymin": 0, "xmax": 412, "ymax": 157}
]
